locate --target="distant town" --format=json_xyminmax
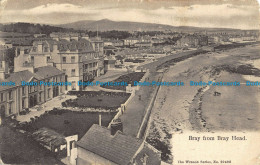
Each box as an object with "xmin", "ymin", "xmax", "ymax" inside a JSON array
[{"xmin": 0, "ymin": 20, "xmax": 259, "ymax": 165}]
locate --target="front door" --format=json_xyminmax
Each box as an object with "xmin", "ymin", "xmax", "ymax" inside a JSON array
[
  {"xmin": 33, "ymin": 95, "xmax": 37, "ymax": 106},
  {"xmin": 0, "ymin": 105, "xmax": 4, "ymax": 125},
  {"xmin": 29, "ymin": 96, "xmax": 34, "ymax": 108},
  {"xmin": 0, "ymin": 105, "xmax": 5, "ymax": 118}
]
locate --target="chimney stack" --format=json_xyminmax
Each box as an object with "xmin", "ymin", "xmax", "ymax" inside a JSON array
[
  {"xmin": 99, "ymin": 114, "xmax": 102, "ymax": 126},
  {"xmin": 110, "ymin": 119, "xmax": 123, "ymax": 136},
  {"xmin": 0, "ymin": 61, "xmax": 6, "ymax": 79}
]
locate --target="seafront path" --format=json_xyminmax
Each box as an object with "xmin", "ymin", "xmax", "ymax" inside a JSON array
[
  {"xmin": 120, "ymin": 72, "xmax": 162, "ymax": 138},
  {"xmin": 120, "ymin": 50, "xmax": 205, "ymax": 138}
]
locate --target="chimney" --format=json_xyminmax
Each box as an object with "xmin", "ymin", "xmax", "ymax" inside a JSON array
[
  {"xmin": 0, "ymin": 62, "xmax": 5, "ymax": 79},
  {"xmin": 110, "ymin": 119, "xmax": 123, "ymax": 136},
  {"xmin": 53, "ymin": 43, "xmax": 58, "ymax": 52},
  {"xmin": 99, "ymin": 114, "xmax": 102, "ymax": 126},
  {"xmin": 0, "ymin": 70, "xmax": 5, "ymax": 79},
  {"xmin": 38, "ymin": 42, "xmax": 43, "ymax": 53}
]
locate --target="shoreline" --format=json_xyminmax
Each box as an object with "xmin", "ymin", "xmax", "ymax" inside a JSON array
[{"xmin": 146, "ymin": 43, "xmax": 260, "ymax": 163}]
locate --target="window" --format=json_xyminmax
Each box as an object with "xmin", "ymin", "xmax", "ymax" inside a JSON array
[
  {"xmin": 71, "ymin": 56, "xmax": 75, "ymax": 63},
  {"xmin": 84, "ymin": 64, "xmax": 88, "ymax": 70},
  {"xmin": 46, "ymin": 56, "xmax": 51, "ymax": 62},
  {"xmin": 72, "ymin": 81, "xmax": 76, "ymax": 90},
  {"xmin": 9, "ymin": 103, "xmax": 12, "ymax": 114},
  {"xmin": 44, "ymin": 47, "xmax": 48, "ymax": 52},
  {"xmin": 48, "ymin": 89, "xmax": 51, "ymax": 98},
  {"xmin": 22, "ymin": 87, "xmax": 25, "ymax": 95},
  {"xmin": 32, "ymin": 47, "xmax": 37, "ymax": 52},
  {"xmin": 22, "ymin": 99, "xmax": 25, "ymax": 109},
  {"xmin": 17, "ymin": 48, "xmax": 21, "ymax": 55},
  {"xmin": 31, "ymin": 56, "xmax": 34, "ymax": 63},
  {"xmin": 71, "ymin": 69, "xmax": 76, "ymax": 76},
  {"xmin": 62, "ymin": 57, "xmax": 66, "ymax": 63},
  {"xmin": 9, "ymin": 91, "xmax": 12, "ymax": 100},
  {"xmin": 0, "ymin": 93, "xmax": 3, "ymax": 102},
  {"xmin": 29, "ymin": 86, "xmax": 33, "ymax": 93},
  {"xmin": 39, "ymin": 92, "xmax": 42, "ymax": 102}
]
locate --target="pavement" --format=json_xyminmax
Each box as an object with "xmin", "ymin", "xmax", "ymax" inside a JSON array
[
  {"xmin": 120, "ymin": 72, "xmax": 161, "ymax": 138},
  {"xmin": 16, "ymin": 94, "xmax": 76, "ymax": 123}
]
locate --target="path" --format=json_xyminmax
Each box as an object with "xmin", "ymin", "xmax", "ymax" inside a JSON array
[
  {"xmin": 120, "ymin": 72, "xmax": 161, "ymax": 137},
  {"xmin": 16, "ymin": 95, "xmax": 76, "ymax": 123}
]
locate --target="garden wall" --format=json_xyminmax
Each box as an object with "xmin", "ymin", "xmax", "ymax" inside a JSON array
[
  {"xmin": 136, "ymin": 72, "xmax": 163, "ymax": 139},
  {"xmin": 107, "ymin": 70, "xmax": 149, "ymax": 129},
  {"xmin": 107, "ymin": 90, "xmax": 136, "ymax": 129}
]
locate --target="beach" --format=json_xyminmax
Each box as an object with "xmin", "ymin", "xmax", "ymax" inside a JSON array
[{"xmin": 147, "ymin": 45, "xmax": 260, "ymax": 163}]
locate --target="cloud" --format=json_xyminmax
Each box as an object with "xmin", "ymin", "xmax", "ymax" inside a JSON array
[{"xmin": 0, "ymin": 3, "xmax": 259, "ymax": 29}]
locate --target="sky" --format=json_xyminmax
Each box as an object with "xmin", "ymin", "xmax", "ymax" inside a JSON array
[{"xmin": 0, "ymin": 0, "xmax": 259, "ymax": 29}]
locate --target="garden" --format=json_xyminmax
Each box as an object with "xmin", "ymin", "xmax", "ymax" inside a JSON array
[
  {"xmin": 64, "ymin": 91, "xmax": 131, "ymax": 110},
  {"xmin": 18, "ymin": 109, "xmax": 116, "ymax": 139},
  {"xmin": 0, "ymin": 122, "xmax": 63, "ymax": 164},
  {"xmin": 101, "ymin": 72, "xmax": 145, "ymax": 90}
]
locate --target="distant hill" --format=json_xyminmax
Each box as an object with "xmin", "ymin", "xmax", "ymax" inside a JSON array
[
  {"xmin": 0, "ymin": 22, "xmax": 79, "ymax": 35},
  {"xmin": 59, "ymin": 19, "xmax": 243, "ymax": 32}
]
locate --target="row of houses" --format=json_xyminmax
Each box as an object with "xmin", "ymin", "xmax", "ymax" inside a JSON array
[
  {"xmin": 0, "ymin": 64, "xmax": 65, "ymax": 118},
  {"xmin": 104, "ymin": 36, "xmax": 157, "ymax": 48},
  {"xmin": 176, "ymin": 35, "xmax": 208, "ymax": 48},
  {"xmin": 8, "ymin": 33, "xmax": 104, "ymax": 91},
  {"xmin": 0, "ymin": 32, "xmax": 106, "ymax": 117}
]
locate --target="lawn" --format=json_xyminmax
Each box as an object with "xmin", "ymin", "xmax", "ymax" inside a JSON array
[
  {"xmin": 0, "ymin": 126, "xmax": 63, "ymax": 164},
  {"xmin": 76, "ymin": 95, "xmax": 128, "ymax": 108},
  {"xmin": 64, "ymin": 91, "xmax": 130, "ymax": 109},
  {"xmin": 24, "ymin": 110, "xmax": 116, "ymax": 139}
]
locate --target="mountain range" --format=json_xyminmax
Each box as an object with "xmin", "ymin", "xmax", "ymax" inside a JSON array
[{"xmin": 58, "ymin": 19, "xmax": 244, "ymax": 32}]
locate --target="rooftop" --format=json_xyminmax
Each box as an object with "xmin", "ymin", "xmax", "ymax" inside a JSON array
[
  {"xmin": 77, "ymin": 124, "xmax": 143, "ymax": 165},
  {"xmin": 34, "ymin": 65, "xmax": 64, "ymax": 79}
]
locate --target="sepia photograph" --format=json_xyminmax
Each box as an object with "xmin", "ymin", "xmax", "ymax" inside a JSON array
[{"xmin": 0, "ymin": 0, "xmax": 259, "ymax": 164}]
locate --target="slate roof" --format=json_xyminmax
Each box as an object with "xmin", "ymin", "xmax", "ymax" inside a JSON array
[
  {"xmin": 32, "ymin": 38, "xmax": 95, "ymax": 53},
  {"xmin": 34, "ymin": 65, "xmax": 64, "ymax": 79},
  {"xmin": 57, "ymin": 38, "xmax": 94, "ymax": 52},
  {"xmin": 135, "ymin": 142, "xmax": 161, "ymax": 165},
  {"xmin": 32, "ymin": 127, "xmax": 66, "ymax": 147},
  {"xmin": 7, "ymin": 70, "xmax": 43, "ymax": 85},
  {"xmin": 0, "ymin": 70, "xmax": 42, "ymax": 91},
  {"xmin": 0, "ymin": 66, "xmax": 63, "ymax": 91},
  {"xmin": 77, "ymin": 124, "xmax": 143, "ymax": 165}
]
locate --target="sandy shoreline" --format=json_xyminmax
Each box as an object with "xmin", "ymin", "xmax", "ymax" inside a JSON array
[{"xmin": 147, "ymin": 45, "xmax": 260, "ymax": 163}]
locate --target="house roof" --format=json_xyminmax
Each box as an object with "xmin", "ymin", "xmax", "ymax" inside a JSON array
[
  {"xmin": 7, "ymin": 70, "xmax": 43, "ymax": 85},
  {"xmin": 34, "ymin": 65, "xmax": 64, "ymax": 79},
  {"xmin": 77, "ymin": 124, "xmax": 143, "ymax": 165},
  {"xmin": 0, "ymin": 70, "xmax": 42, "ymax": 91},
  {"xmin": 0, "ymin": 66, "xmax": 63, "ymax": 91},
  {"xmin": 32, "ymin": 127, "xmax": 66, "ymax": 147},
  {"xmin": 32, "ymin": 38, "xmax": 95, "ymax": 53},
  {"xmin": 135, "ymin": 142, "xmax": 161, "ymax": 165},
  {"xmin": 57, "ymin": 38, "xmax": 94, "ymax": 52}
]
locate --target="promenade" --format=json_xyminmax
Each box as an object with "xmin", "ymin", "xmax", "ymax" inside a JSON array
[{"xmin": 120, "ymin": 72, "xmax": 161, "ymax": 138}]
